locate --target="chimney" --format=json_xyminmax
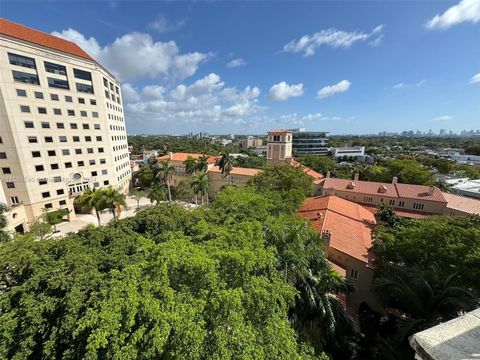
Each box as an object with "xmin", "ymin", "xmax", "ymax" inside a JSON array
[
  {"xmin": 392, "ymin": 176, "xmax": 398, "ymax": 184},
  {"xmin": 354, "ymin": 173, "xmax": 359, "ymax": 181},
  {"xmin": 326, "ymin": 171, "xmax": 331, "ymax": 178},
  {"xmin": 321, "ymin": 230, "xmax": 331, "ymax": 249},
  {"xmin": 168, "ymin": 152, "xmax": 173, "ymax": 160},
  {"xmin": 428, "ymin": 186, "xmax": 435, "ymax": 196}
]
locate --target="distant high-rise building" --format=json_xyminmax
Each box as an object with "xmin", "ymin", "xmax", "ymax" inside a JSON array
[
  {"xmin": 0, "ymin": 19, "xmax": 131, "ymax": 233},
  {"xmin": 288, "ymin": 128, "xmax": 329, "ymax": 156}
]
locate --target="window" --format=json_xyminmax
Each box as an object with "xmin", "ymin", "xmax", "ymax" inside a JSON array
[
  {"xmin": 47, "ymin": 77, "xmax": 69, "ymax": 90},
  {"xmin": 68, "ymin": 110, "xmax": 75, "ymax": 116},
  {"xmin": 2, "ymin": 167, "xmax": 11, "ymax": 174},
  {"xmin": 103, "ymin": 180, "xmax": 109, "ymax": 186},
  {"xmin": 10, "ymin": 196, "xmax": 19, "ymax": 205},
  {"xmin": 73, "ymin": 136, "xmax": 80, "ymax": 142},
  {"xmin": 65, "ymin": 162, "xmax": 72, "ymax": 168},
  {"xmin": 62, "ymin": 149, "xmax": 70, "ymax": 155},
  {"xmin": 38, "ymin": 178, "xmax": 47, "ymax": 185},
  {"xmin": 34, "ymin": 91, "xmax": 44, "ymax": 99},
  {"xmin": 28, "ymin": 136, "xmax": 38, "ymax": 143},
  {"xmin": 78, "ymin": 97, "xmax": 85, "ymax": 104},
  {"xmin": 53, "ymin": 176, "xmax": 61, "ymax": 183},
  {"xmin": 57, "ymin": 189, "xmax": 65, "ymax": 195},
  {"xmin": 6, "ymin": 182, "xmax": 15, "ymax": 189},
  {"xmin": 45, "ymin": 136, "xmax": 53, "ymax": 143},
  {"xmin": 35, "ymin": 165, "xmax": 44, "ymax": 171},
  {"xmin": 48, "ymin": 150, "xmax": 56, "ymax": 156},
  {"xmin": 103, "ymin": 78, "xmax": 108, "ymax": 87},
  {"xmin": 85, "ymin": 136, "xmax": 92, "ymax": 142},
  {"xmin": 24, "ymin": 121, "xmax": 34, "ymax": 128},
  {"xmin": 363, "ymin": 196, "xmax": 373, "ymax": 203},
  {"xmin": 94, "ymin": 124, "xmax": 100, "ymax": 130},
  {"xmin": 38, "ymin": 107, "xmax": 47, "ymax": 114},
  {"xmin": 73, "ymin": 68, "xmax": 92, "ymax": 81},
  {"xmin": 105, "ymin": 90, "xmax": 109, "ymax": 99},
  {"xmin": 87, "ymin": 148, "xmax": 94, "ymax": 154},
  {"xmin": 57, "ymin": 123, "xmax": 65, "ymax": 129},
  {"xmin": 44, "ymin": 61, "xmax": 66, "ymax": 75},
  {"xmin": 76, "ymin": 83, "xmax": 94, "ymax": 94},
  {"xmin": 16, "ymin": 89, "xmax": 27, "ymax": 97},
  {"xmin": 8, "ymin": 53, "xmax": 36, "ymax": 69},
  {"xmin": 413, "ymin": 203, "xmax": 425, "ymax": 210},
  {"xmin": 32, "ymin": 151, "xmax": 41, "ymax": 158},
  {"xmin": 83, "ymin": 124, "xmax": 89, "ymax": 129},
  {"xmin": 65, "ymin": 96, "xmax": 73, "ymax": 102},
  {"xmin": 68, "ymin": 124, "xmax": 77, "ymax": 131},
  {"xmin": 349, "ymin": 269, "xmax": 359, "ymax": 280},
  {"xmin": 59, "ymin": 136, "xmax": 67, "ymax": 143},
  {"xmin": 51, "ymin": 163, "xmax": 59, "ymax": 170},
  {"xmin": 101, "ymin": 169, "xmax": 108, "ymax": 175},
  {"xmin": 75, "ymin": 149, "xmax": 82, "ymax": 155},
  {"xmin": 89, "ymin": 160, "xmax": 95, "ymax": 165},
  {"xmin": 59, "ymin": 200, "xmax": 66, "ymax": 206},
  {"xmin": 110, "ymin": 82, "xmax": 114, "ymax": 91},
  {"xmin": 80, "ymin": 111, "xmax": 87, "ymax": 117},
  {"xmin": 44, "ymin": 203, "xmax": 53, "ymax": 209},
  {"xmin": 92, "ymin": 112, "xmax": 99, "ymax": 118},
  {"xmin": 78, "ymin": 161, "xmax": 85, "ymax": 167},
  {"xmin": 389, "ymin": 199, "xmax": 395, "ymax": 206},
  {"xmin": 115, "ymin": 86, "xmax": 119, "ymax": 94},
  {"xmin": 96, "ymin": 136, "xmax": 102, "ymax": 141},
  {"xmin": 90, "ymin": 99, "xmax": 97, "ymax": 105},
  {"xmin": 91, "ymin": 171, "xmax": 98, "ymax": 176},
  {"xmin": 50, "ymin": 93, "xmax": 59, "ymax": 101},
  {"xmin": 12, "ymin": 70, "xmax": 40, "ymax": 85},
  {"xmin": 98, "ymin": 147, "xmax": 104, "ymax": 153},
  {"xmin": 398, "ymin": 201, "xmax": 405, "ymax": 208},
  {"xmin": 20, "ymin": 105, "xmax": 31, "ymax": 113},
  {"xmin": 42, "ymin": 192, "xmax": 51, "ymax": 199},
  {"xmin": 0, "ymin": 152, "xmax": 7, "ymax": 159}
]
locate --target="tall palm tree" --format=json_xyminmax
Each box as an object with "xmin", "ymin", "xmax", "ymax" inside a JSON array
[
  {"xmin": 156, "ymin": 160, "xmax": 175, "ymax": 202},
  {"xmin": 148, "ymin": 183, "xmax": 167, "ymax": 204},
  {"xmin": 196, "ymin": 155, "xmax": 209, "ymax": 173},
  {"xmin": 218, "ymin": 152, "xmax": 234, "ymax": 185},
  {"xmin": 184, "ymin": 156, "xmax": 198, "ymax": 176},
  {"xmin": 375, "ymin": 264, "xmax": 479, "ymax": 341},
  {"xmin": 191, "ymin": 172, "xmax": 209, "ymax": 205},
  {"xmin": 102, "ymin": 187, "xmax": 126, "ymax": 219},
  {"xmin": 76, "ymin": 188, "xmax": 107, "ymax": 226}
]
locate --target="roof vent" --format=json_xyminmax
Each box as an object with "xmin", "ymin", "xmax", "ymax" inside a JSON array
[
  {"xmin": 378, "ymin": 185, "xmax": 388, "ymax": 193},
  {"xmin": 347, "ymin": 181, "xmax": 356, "ymax": 189}
]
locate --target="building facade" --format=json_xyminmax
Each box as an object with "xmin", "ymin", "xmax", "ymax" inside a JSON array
[
  {"xmin": 0, "ymin": 19, "xmax": 131, "ymax": 233},
  {"xmin": 330, "ymin": 146, "xmax": 365, "ymax": 159},
  {"xmin": 289, "ymin": 128, "xmax": 329, "ymax": 156},
  {"xmin": 241, "ymin": 136, "xmax": 263, "ymax": 149},
  {"xmin": 266, "ymin": 129, "xmax": 293, "ymax": 165}
]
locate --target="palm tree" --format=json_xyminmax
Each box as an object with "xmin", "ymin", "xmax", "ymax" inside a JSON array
[
  {"xmin": 375, "ymin": 264, "xmax": 479, "ymax": 341},
  {"xmin": 218, "ymin": 152, "xmax": 234, "ymax": 185},
  {"xmin": 184, "ymin": 156, "xmax": 198, "ymax": 176},
  {"xmin": 196, "ymin": 155, "xmax": 209, "ymax": 173},
  {"xmin": 102, "ymin": 187, "xmax": 126, "ymax": 219},
  {"xmin": 156, "ymin": 160, "xmax": 175, "ymax": 202},
  {"xmin": 76, "ymin": 188, "xmax": 107, "ymax": 226},
  {"xmin": 191, "ymin": 172, "xmax": 209, "ymax": 205},
  {"xmin": 148, "ymin": 183, "xmax": 167, "ymax": 204},
  {"xmin": 129, "ymin": 189, "xmax": 144, "ymax": 210}
]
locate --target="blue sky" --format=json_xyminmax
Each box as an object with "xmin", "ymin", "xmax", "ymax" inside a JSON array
[{"xmin": 3, "ymin": 0, "xmax": 480, "ymax": 135}]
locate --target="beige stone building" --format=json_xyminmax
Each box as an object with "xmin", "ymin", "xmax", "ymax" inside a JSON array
[
  {"xmin": 0, "ymin": 19, "xmax": 131, "ymax": 233},
  {"xmin": 207, "ymin": 166, "xmax": 262, "ymax": 197}
]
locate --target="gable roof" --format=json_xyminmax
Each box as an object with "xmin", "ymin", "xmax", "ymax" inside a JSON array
[
  {"xmin": 298, "ymin": 196, "xmax": 377, "ymax": 264},
  {"xmin": 288, "ymin": 159, "xmax": 324, "ymax": 183},
  {"xmin": 157, "ymin": 153, "xmax": 218, "ymax": 164},
  {"xmin": 322, "ymin": 177, "xmax": 447, "ymax": 203},
  {"xmin": 0, "ymin": 18, "xmax": 94, "ymax": 61},
  {"xmin": 443, "ymin": 193, "xmax": 480, "ymax": 215},
  {"xmin": 208, "ymin": 166, "xmax": 262, "ymax": 177}
]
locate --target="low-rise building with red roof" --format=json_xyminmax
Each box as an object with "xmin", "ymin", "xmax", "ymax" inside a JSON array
[{"xmin": 207, "ymin": 166, "xmax": 262, "ymax": 197}]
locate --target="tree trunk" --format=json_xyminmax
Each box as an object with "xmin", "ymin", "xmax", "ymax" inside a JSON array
[
  {"xmin": 167, "ymin": 181, "xmax": 172, "ymax": 202},
  {"xmin": 206, "ymin": 193, "xmax": 209, "ymax": 205},
  {"xmin": 95, "ymin": 208, "xmax": 101, "ymax": 226},
  {"xmin": 195, "ymin": 194, "xmax": 198, "ymax": 206}
]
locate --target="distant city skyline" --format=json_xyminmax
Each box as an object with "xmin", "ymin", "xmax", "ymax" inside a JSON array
[{"xmin": 3, "ymin": 0, "xmax": 480, "ymax": 134}]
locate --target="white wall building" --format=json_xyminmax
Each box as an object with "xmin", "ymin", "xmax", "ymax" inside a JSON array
[
  {"xmin": 0, "ymin": 19, "xmax": 131, "ymax": 233},
  {"xmin": 330, "ymin": 146, "xmax": 365, "ymax": 158}
]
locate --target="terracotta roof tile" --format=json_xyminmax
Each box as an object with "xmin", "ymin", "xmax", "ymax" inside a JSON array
[
  {"xmin": 157, "ymin": 153, "xmax": 218, "ymax": 164},
  {"xmin": 289, "ymin": 159, "xmax": 324, "ymax": 181},
  {"xmin": 0, "ymin": 18, "xmax": 94, "ymax": 61},
  {"xmin": 208, "ymin": 166, "xmax": 262, "ymax": 177},
  {"xmin": 443, "ymin": 193, "xmax": 480, "ymax": 215},
  {"xmin": 361, "ymin": 204, "xmax": 433, "ymax": 219},
  {"xmin": 298, "ymin": 196, "xmax": 377, "ymax": 263}
]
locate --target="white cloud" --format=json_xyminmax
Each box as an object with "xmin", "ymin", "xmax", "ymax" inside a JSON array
[
  {"xmin": 317, "ymin": 80, "xmax": 351, "ymax": 99},
  {"xmin": 433, "ymin": 115, "xmax": 453, "ymax": 121},
  {"xmin": 226, "ymin": 58, "xmax": 246, "ymax": 68},
  {"xmin": 470, "ymin": 72, "xmax": 480, "ymax": 83},
  {"xmin": 268, "ymin": 81, "xmax": 304, "ymax": 101},
  {"xmin": 425, "ymin": 0, "xmax": 480, "ymax": 30},
  {"xmin": 393, "ymin": 82, "xmax": 406, "ymax": 89},
  {"xmin": 283, "ymin": 25, "xmax": 384, "ymax": 56},
  {"xmin": 149, "ymin": 15, "xmax": 187, "ymax": 33},
  {"xmin": 276, "ymin": 112, "xmax": 342, "ymax": 127},
  {"xmin": 417, "ymin": 79, "xmax": 427, "ymax": 86},
  {"xmin": 52, "ymin": 29, "xmax": 208, "ymax": 82},
  {"xmin": 123, "ymin": 73, "xmax": 265, "ymax": 128}
]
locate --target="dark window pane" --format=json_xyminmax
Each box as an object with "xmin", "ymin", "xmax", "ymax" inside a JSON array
[
  {"xmin": 73, "ymin": 68, "xmax": 92, "ymax": 81},
  {"xmin": 12, "ymin": 70, "xmax": 39, "ymax": 85},
  {"xmin": 76, "ymin": 83, "xmax": 94, "ymax": 94},
  {"xmin": 44, "ymin": 61, "xmax": 67, "ymax": 75},
  {"xmin": 8, "ymin": 53, "xmax": 36, "ymax": 69},
  {"xmin": 47, "ymin": 77, "xmax": 69, "ymax": 90}
]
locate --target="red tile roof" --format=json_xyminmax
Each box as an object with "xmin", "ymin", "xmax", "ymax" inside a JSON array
[
  {"xmin": 157, "ymin": 153, "xmax": 218, "ymax": 164},
  {"xmin": 322, "ymin": 177, "xmax": 446, "ymax": 203},
  {"xmin": 288, "ymin": 159, "xmax": 324, "ymax": 182},
  {"xmin": 443, "ymin": 193, "xmax": 480, "ymax": 215},
  {"xmin": 361, "ymin": 204, "xmax": 433, "ymax": 219},
  {"xmin": 298, "ymin": 196, "xmax": 377, "ymax": 264},
  {"xmin": 208, "ymin": 166, "xmax": 262, "ymax": 177},
  {"xmin": 0, "ymin": 18, "xmax": 94, "ymax": 61}
]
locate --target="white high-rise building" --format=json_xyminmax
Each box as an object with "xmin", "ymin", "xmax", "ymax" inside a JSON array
[{"xmin": 0, "ymin": 18, "xmax": 131, "ymax": 233}]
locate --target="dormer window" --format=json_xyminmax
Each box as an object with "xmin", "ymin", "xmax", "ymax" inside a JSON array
[
  {"xmin": 378, "ymin": 185, "xmax": 387, "ymax": 193},
  {"xmin": 347, "ymin": 182, "xmax": 356, "ymax": 189}
]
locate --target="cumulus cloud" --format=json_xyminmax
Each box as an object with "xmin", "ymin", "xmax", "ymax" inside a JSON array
[
  {"xmin": 393, "ymin": 82, "xmax": 406, "ymax": 89},
  {"xmin": 52, "ymin": 29, "xmax": 208, "ymax": 82},
  {"xmin": 317, "ymin": 80, "xmax": 351, "ymax": 99},
  {"xmin": 226, "ymin": 58, "xmax": 246, "ymax": 68},
  {"xmin": 276, "ymin": 113, "xmax": 342, "ymax": 127},
  {"xmin": 268, "ymin": 81, "xmax": 304, "ymax": 101},
  {"xmin": 470, "ymin": 72, "xmax": 480, "ymax": 83},
  {"xmin": 123, "ymin": 73, "xmax": 265, "ymax": 128},
  {"xmin": 433, "ymin": 115, "xmax": 453, "ymax": 121},
  {"xmin": 283, "ymin": 25, "xmax": 384, "ymax": 56},
  {"xmin": 425, "ymin": 0, "xmax": 480, "ymax": 29},
  {"xmin": 148, "ymin": 15, "xmax": 187, "ymax": 33}
]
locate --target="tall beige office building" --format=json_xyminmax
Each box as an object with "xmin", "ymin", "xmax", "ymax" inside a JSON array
[{"xmin": 0, "ymin": 18, "xmax": 131, "ymax": 233}]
